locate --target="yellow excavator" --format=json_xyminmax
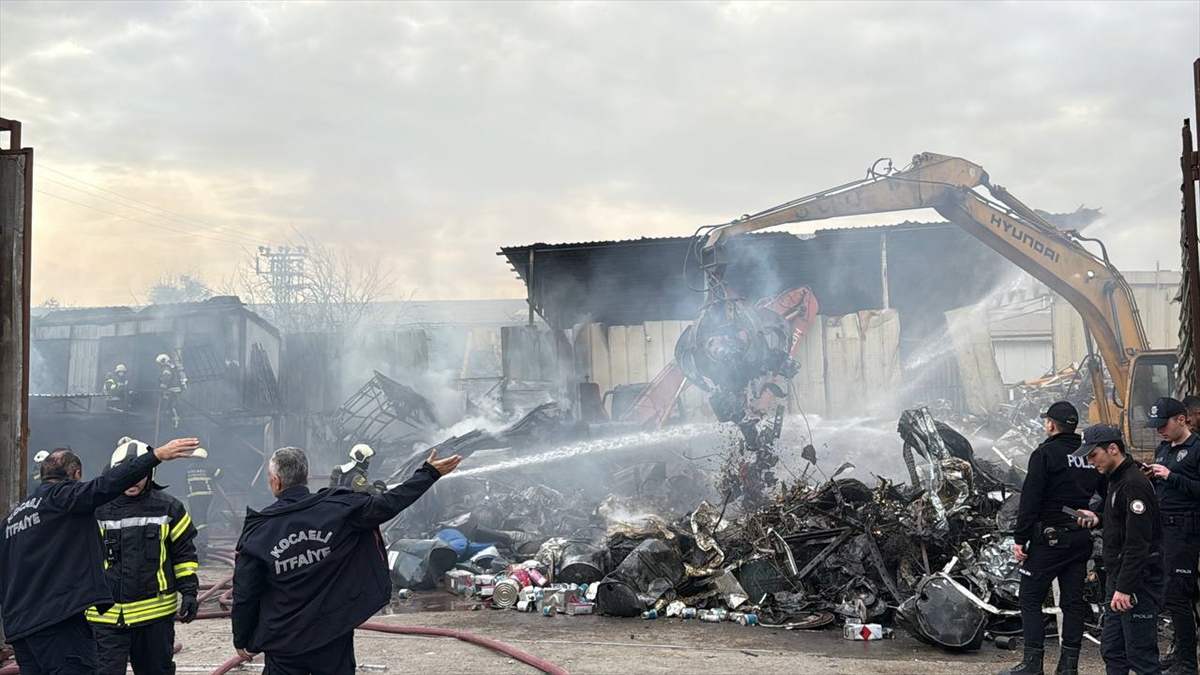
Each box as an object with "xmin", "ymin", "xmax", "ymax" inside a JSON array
[{"xmin": 691, "ymin": 152, "xmax": 1176, "ymax": 459}]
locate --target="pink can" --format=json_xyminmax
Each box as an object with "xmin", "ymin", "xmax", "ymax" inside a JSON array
[{"xmin": 508, "ymin": 569, "xmax": 533, "ymax": 588}]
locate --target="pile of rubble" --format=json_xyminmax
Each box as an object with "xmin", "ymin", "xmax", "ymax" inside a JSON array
[{"xmin": 373, "ymin": 405, "xmax": 1102, "ymax": 649}]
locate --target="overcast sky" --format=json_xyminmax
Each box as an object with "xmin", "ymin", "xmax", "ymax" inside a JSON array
[{"xmin": 1, "ymin": 0, "xmax": 1197, "ymax": 306}]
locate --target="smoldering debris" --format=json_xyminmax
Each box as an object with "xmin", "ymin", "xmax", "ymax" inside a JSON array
[{"xmin": 358, "ymin": 403, "xmax": 1097, "ymax": 650}]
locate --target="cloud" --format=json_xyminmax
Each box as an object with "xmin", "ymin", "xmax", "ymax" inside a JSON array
[{"xmin": 1, "ymin": 0, "xmax": 1197, "ymax": 305}]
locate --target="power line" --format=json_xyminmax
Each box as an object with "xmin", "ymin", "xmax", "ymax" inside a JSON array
[
  {"xmin": 38, "ymin": 163, "xmax": 264, "ymax": 243},
  {"xmin": 35, "ymin": 189, "xmax": 258, "ymax": 248},
  {"xmin": 38, "ymin": 175, "xmax": 265, "ymax": 247}
]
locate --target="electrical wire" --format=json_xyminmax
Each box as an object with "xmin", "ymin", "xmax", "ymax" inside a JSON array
[
  {"xmin": 39, "ymin": 164, "xmax": 261, "ymax": 244},
  {"xmin": 38, "ymin": 176, "xmax": 265, "ymax": 247},
  {"xmin": 36, "ymin": 189, "xmax": 255, "ymax": 248}
]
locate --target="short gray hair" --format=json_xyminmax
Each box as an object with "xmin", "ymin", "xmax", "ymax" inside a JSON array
[{"xmin": 268, "ymin": 447, "xmax": 309, "ymax": 490}]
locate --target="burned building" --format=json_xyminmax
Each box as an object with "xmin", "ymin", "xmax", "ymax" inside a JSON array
[
  {"xmin": 498, "ymin": 223, "xmax": 1014, "ymax": 419},
  {"xmin": 27, "ymin": 296, "xmax": 282, "ymax": 492}
]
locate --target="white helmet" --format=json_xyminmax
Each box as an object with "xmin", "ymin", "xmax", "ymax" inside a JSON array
[
  {"xmin": 111, "ymin": 438, "xmax": 151, "ymax": 468},
  {"xmin": 110, "ymin": 438, "xmax": 161, "ymax": 486},
  {"xmin": 115, "ymin": 363, "xmax": 127, "ymax": 373},
  {"xmin": 156, "ymin": 354, "xmax": 171, "ymax": 366},
  {"xmin": 349, "ymin": 443, "xmax": 374, "ymax": 463}
]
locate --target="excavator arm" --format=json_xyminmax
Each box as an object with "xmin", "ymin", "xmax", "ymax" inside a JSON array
[{"xmin": 701, "ymin": 152, "xmax": 1150, "ymax": 422}]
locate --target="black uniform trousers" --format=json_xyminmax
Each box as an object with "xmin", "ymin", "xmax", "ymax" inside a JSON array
[
  {"xmin": 9, "ymin": 614, "xmax": 97, "ymax": 675},
  {"xmin": 1101, "ymin": 568, "xmax": 1165, "ymax": 675},
  {"xmin": 1019, "ymin": 528, "xmax": 1093, "ymax": 650},
  {"xmin": 188, "ymin": 493, "xmax": 213, "ymax": 561},
  {"xmin": 94, "ymin": 616, "xmax": 176, "ymax": 675},
  {"xmin": 1162, "ymin": 519, "xmax": 1200, "ymax": 669},
  {"xmin": 264, "ymin": 632, "xmax": 356, "ymax": 675}
]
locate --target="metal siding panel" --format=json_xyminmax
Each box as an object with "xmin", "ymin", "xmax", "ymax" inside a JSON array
[
  {"xmin": 585, "ymin": 324, "xmax": 611, "ymax": 406},
  {"xmin": 626, "ymin": 325, "xmax": 648, "ymax": 384},
  {"xmin": 34, "ymin": 325, "xmax": 70, "ymax": 340},
  {"xmin": 994, "ymin": 340, "xmax": 1054, "ymax": 384},
  {"xmin": 608, "ymin": 326, "xmax": 630, "ymax": 388},
  {"xmin": 792, "ymin": 318, "xmax": 826, "ymax": 416},
  {"xmin": 68, "ymin": 339, "xmax": 101, "ymax": 395},
  {"xmin": 644, "ymin": 321, "xmax": 667, "ymax": 379}
]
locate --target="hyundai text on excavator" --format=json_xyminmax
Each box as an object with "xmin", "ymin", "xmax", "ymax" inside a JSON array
[{"xmin": 683, "ymin": 152, "xmax": 1176, "ymax": 460}]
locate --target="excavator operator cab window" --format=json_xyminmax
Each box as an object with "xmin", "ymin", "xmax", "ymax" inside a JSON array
[{"xmin": 1127, "ymin": 353, "xmax": 1178, "ymax": 453}]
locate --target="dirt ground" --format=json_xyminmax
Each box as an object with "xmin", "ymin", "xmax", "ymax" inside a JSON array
[{"xmin": 179, "ymin": 568, "xmax": 1109, "ymax": 675}]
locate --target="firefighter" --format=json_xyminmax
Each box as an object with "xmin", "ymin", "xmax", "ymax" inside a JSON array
[
  {"xmin": 1075, "ymin": 425, "xmax": 1165, "ymax": 675},
  {"xmin": 0, "ymin": 438, "xmax": 200, "ymax": 674},
  {"xmin": 232, "ymin": 446, "xmax": 461, "ymax": 671},
  {"xmin": 186, "ymin": 447, "xmax": 220, "ymax": 563},
  {"xmin": 86, "ymin": 439, "xmax": 201, "ymax": 674},
  {"xmin": 1002, "ymin": 401, "xmax": 1097, "ymax": 675},
  {"xmin": 157, "ymin": 353, "xmax": 187, "ymax": 428},
  {"xmin": 105, "ymin": 363, "xmax": 130, "ymax": 411},
  {"xmin": 1144, "ymin": 397, "xmax": 1200, "ymax": 675}
]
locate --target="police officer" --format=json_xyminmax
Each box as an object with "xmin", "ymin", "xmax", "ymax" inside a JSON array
[
  {"xmin": 1075, "ymin": 425, "xmax": 1165, "ymax": 675},
  {"xmin": 1002, "ymin": 401, "xmax": 1097, "ymax": 675},
  {"xmin": 1144, "ymin": 397, "xmax": 1200, "ymax": 675},
  {"xmin": 0, "ymin": 438, "xmax": 200, "ymax": 674},
  {"xmin": 89, "ymin": 439, "xmax": 201, "ymax": 675},
  {"xmin": 231, "ymin": 445, "xmax": 461, "ymax": 671}
]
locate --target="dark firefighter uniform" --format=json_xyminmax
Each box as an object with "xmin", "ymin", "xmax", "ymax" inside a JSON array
[
  {"xmin": 1152, "ymin": 420, "xmax": 1200, "ymax": 673},
  {"xmin": 87, "ymin": 449, "xmax": 200, "ymax": 675},
  {"xmin": 232, "ymin": 463, "xmax": 441, "ymax": 673},
  {"xmin": 1078, "ymin": 440, "xmax": 1165, "ymax": 675},
  {"xmin": 0, "ymin": 450, "xmax": 163, "ymax": 674},
  {"xmin": 1011, "ymin": 402, "xmax": 1098, "ymax": 670},
  {"xmin": 187, "ymin": 460, "xmax": 220, "ymax": 561}
]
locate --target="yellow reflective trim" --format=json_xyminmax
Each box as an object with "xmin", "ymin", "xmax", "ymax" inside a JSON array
[
  {"xmin": 174, "ymin": 561, "xmax": 198, "ymax": 577},
  {"xmin": 157, "ymin": 524, "xmax": 168, "ymax": 592},
  {"xmin": 170, "ymin": 513, "xmax": 192, "ymax": 541}
]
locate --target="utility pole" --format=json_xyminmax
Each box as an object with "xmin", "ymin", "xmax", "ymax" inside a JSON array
[
  {"xmin": 255, "ymin": 245, "xmax": 309, "ymax": 309},
  {"xmin": 1, "ymin": 117, "xmax": 33, "ymax": 518}
]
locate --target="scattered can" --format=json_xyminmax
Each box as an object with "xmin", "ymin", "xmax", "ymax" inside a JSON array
[
  {"xmin": 541, "ymin": 605, "xmax": 558, "ymax": 617},
  {"xmin": 397, "ymin": 588, "xmax": 412, "ymax": 600},
  {"xmin": 680, "ymin": 608, "xmax": 698, "ymax": 620},
  {"xmin": 508, "ymin": 569, "xmax": 533, "ymax": 588},
  {"xmin": 994, "ymin": 636, "xmax": 1023, "ymax": 650},
  {"xmin": 516, "ymin": 600, "xmax": 535, "ymax": 612},
  {"xmin": 699, "ymin": 610, "xmax": 722, "ymax": 623},
  {"xmin": 732, "ymin": 613, "xmax": 758, "ymax": 626},
  {"xmin": 642, "ymin": 609, "xmax": 658, "ymax": 620},
  {"xmin": 527, "ymin": 568, "xmax": 548, "ymax": 586},
  {"xmin": 843, "ymin": 622, "xmax": 892, "ymax": 640}
]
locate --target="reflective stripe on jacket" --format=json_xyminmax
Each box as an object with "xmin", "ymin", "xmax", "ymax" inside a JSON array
[{"xmin": 86, "ymin": 488, "xmax": 199, "ymax": 627}]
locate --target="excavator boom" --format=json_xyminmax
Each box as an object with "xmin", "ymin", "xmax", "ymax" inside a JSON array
[{"xmin": 702, "ymin": 152, "xmax": 1151, "ymax": 423}]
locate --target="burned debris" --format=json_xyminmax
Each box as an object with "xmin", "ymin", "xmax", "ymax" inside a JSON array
[{"xmin": 364, "ymin": 400, "xmax": 1087, "ymax": 650}]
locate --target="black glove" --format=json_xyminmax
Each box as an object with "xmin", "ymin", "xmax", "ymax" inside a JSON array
[{"xmin": 179, "ymin": 594, "xmax": 199, "ymax": 623}]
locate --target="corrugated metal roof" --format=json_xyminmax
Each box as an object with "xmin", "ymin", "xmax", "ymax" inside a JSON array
[
  {"xmin": 35, "ymin": 296, "xmax": 281, "ymax": 338},
  {"xmin": 497, "ymin": 222, "xmax": 1009, "ymax": 329}
]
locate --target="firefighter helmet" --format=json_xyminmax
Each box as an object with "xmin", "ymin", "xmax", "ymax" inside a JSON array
[
  {"xmin": 156, "ymin": 354, "xmax": 171, "ymax": 366},
  {"xmin": 115, "ymin": 363, "xmax": 127, "ymax": 374},
  {"xmin": 111, "ymin": 438, "xmax": 151, "ymax": 469}
]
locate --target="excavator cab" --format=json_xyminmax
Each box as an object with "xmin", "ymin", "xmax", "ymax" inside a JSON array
[{"xmin": 1122, "ymin": 350, "xmax": 1179, "ymax": 461}]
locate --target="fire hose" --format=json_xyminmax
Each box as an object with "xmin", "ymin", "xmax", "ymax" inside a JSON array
[{"xmin": 205, "ymin": 621, "xmax": 571, "ymax": 675}]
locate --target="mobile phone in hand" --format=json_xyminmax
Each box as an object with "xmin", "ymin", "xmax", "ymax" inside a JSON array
[{"xmin": 1062, "ymin": 506, "xmax": 1097, "ymax": 525}]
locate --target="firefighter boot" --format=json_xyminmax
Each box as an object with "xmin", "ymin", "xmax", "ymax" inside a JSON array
[
  {"xmin": 999, "ymin": 647, "xmax": 1044, "ymax": 675},
  {"xmin": 1053, "ymin": 646, "xmax": 1079, "ymax": 675}
]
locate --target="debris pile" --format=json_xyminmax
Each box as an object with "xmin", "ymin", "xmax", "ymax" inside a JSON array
[{"xmin": 372, "ymin": 405, "xmax": 1095, "ymax": 649}]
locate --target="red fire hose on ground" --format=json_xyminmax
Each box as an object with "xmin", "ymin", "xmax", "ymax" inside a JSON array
[{"xmin": 206, "ymin": 620, "xmax": 571, "ymax": 675}]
